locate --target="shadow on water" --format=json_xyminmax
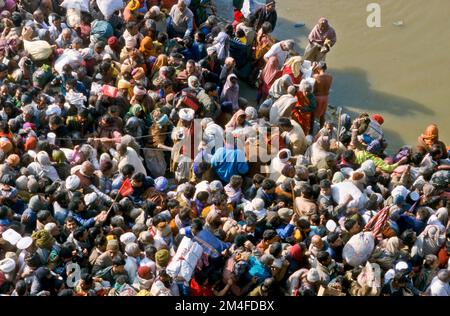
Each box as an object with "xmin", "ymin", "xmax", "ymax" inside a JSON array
[
  {"xmin": 329, "ymin": 67, "xmax": 434, "ymax": 117},
  {"xmin": 328, "ymin": 67, "xmax": 434, "ymax": 150}
]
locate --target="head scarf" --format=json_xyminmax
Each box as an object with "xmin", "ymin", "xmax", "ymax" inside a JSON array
[
  {"xmin": 284, "ymin": 56, "xmax": 303, "ymax": 78},
  {"xmin": 36, "ymin": 151, "xmax": 51, "ymax": 165},
  {"xmin": 308, "ymin": 18, "xmax": 336, "ymax": 45},
  {"xmin": 225, "ymin": 109, "xmax": 246, "ymax": 131},
  {"xmin": 213, "ymin": 31, "xmax": 229, "ymax": 60},
  {"xmin": 152, "ymin": 54, "xmax": 168, "ymax": 74},
  {"xmin": 332, "ymin": 171, "xmax": 345, "ymax": 184},
  {"xmin": 132, "ymin": 67, "xmax": 145, "ymax": 81},
  {"xmin": 133, "ymin": 85, "xmax": 147, "ymax": 96},
  {"xmin": 269, "ymin": 74, "xmax": 292, "ymax": 99},
  {"xmin": 52, "ymin": 150, "xmax": 66, "ymax": 164},
  {"xmin": 187, "ymin": 76, "xmax": 200, "ymax": 90},
  {"xmin": 221, "ymin": 74, "xmax": 240, "ymax": 110},
  {"xmin": 139, "ymin": 36, "xmax": 155, "ymax": 58}
]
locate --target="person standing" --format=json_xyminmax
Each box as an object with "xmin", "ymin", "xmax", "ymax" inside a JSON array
[
  {"xmin": 312, "ymin": 62, "xmax": 333, "ymax": 128},
  {"xmin": 250, "ymin": 0, "xmax": 278, "ymax": 32},
  {"xmin": 304, "ymin": 18, "xmax": 337, "ymax": 62}
]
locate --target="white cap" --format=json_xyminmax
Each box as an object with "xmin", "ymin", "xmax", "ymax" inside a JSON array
[
  {"xmin": 0, "ymin": 258, "xmax": 16, "ymax": 273},
  {"xmin": 16, "ymin": 236, "xmax": 33, "ymax": 250},
  {"xmin": 120, "ymin": 232, "xmax": 137, "ymax": 245},
  {"xmin": 84, "ymin": 192, "xmax": 98, "ymax": 206},
  {"xmin": 44, "ymin": 222, "xmax": 57, "ymax": 232},
  {"xmin": 1, "ymin": 228, "xmax": 22, "ymax": 246},
  {"xmin": 65, "ymin": 175, "xmax": 81, "ymax": 191},
  {"xmin": 326, "ymin": 220, "xmax": 337, "ymax": 232}
]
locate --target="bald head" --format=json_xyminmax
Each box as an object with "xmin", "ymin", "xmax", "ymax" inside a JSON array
[{"xmin": 311, "ymin": 235, "xmax": 323, "ymax": 249}]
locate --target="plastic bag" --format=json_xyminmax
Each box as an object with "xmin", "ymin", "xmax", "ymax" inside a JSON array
[
  {"xmin": 66, "ymin": 8, "xmax": 81, "ymax": 28},
  {"xmin": 54, "ymin": 49, "xmax": 83, "ymax": 75},
  {"xmin": 60, "ymin": 0, "xmax": 90, "ymax": 12},
  {"xmin": 96, "ymin": 0, "xmax": 125, "ymax": 19},
  {"xmin": 24, "ymin": 40, "xmax": 52, "ymax": 61},
  {"xmin": 343, "ymin": 232, "xmax": 375, "ymax": 267},
  {"xmin": 166, "ymin": 236, "xmax": 203, "ymax": 282},
  {"xmin": 331, "ymin": 181, "xmax": 368, "ymax": 211}
]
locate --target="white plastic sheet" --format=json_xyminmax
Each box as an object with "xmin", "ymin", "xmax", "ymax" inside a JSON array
[
  {"xmin": 343, "ymin": 232, "xmax": 375, "ymax": 267},
  {"xmin": 96, "ymin": 0, "xmax": 125, "ymax": 19},
  {"xmin": 54, "ymin": 49, "xmax": 83, "ymax": 75},
  {"xmin": 166, "ymin": 236, "xmax": 203, "ymax": 282},
  {"xmin": 60, "ymin": 0, "xmax": 90, "ymax": 12}
]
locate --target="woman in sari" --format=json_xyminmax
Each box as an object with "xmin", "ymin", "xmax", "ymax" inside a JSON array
[
  {"xmin": 225, "ymin": 109, "xmax": 250, "ymax": 133},
  {"xmin": 282, "ymin": 56, "xmax": 303, "ymax": 85},
  {"xmin": 250, "ymin": 22, "xmax": 275, "ymax": 83},
  {"xmin": 151, "ymin": 54, "xmax": 169, "ymax": 79},
  {"xmin": 292, "ymin": 80, "xmax": 317, "ymax": 135},
  {"xmin": 269, "ymin": 74, "xmax": 292, "ymax": 100},
  {"xmin": 220, "ymin": 74, "xmax": 240, "ymax": 112},
  {"xmin": 139, "ymin": 35, "xmax": 157, "ymax": 60},
  {"xmin": 257, "ymin": 55, "xmax": 281, "ymax": 103}
]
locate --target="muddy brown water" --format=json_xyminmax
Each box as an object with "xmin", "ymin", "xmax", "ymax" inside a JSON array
[{"xmin": 215, "ymin": 0, "xmax": 450, "ymax": 151}]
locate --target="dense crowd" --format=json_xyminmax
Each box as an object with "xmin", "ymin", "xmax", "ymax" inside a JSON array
[{"xmin": 0, "ymin": 0, "xmax": 449, "ymax": 296}]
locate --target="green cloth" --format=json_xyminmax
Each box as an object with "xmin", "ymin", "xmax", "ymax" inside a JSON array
[{"xmin": 355, "ymin": 151, "xmax": 398, "ymax": 173}]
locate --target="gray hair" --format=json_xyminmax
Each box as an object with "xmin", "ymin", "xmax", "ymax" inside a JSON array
[
  {"xmin": 299, "ymin": 80, "xmax": 312, "ymax": 93},
  {"xmin": 283, "ymin": 40, "xmax": 295, "ymax": 50}
]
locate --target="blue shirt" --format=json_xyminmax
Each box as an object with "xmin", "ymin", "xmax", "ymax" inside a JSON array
[
  {"xmin": 211, "ymin": 147, "xmax": 249, "ymax": 183},
  {"xmin": 276, "ymin": 223, "xmax": 295, "ymax": 240},
  {"xmin": 397, "ymin": 214, "xmax": 426, "ymax": 235},
  {"xmin": 68, "ymin": 210, "xmax": 96, "ymax": 228}
]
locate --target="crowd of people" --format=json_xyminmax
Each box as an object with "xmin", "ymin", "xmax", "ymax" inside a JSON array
[{"xmin": 0, "ymin": 0, "xmax": 449, "ymax": 296}]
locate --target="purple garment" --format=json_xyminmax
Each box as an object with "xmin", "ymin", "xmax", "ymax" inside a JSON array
[{"xmin": 308, "ymin": 18, "xmax": 337, "ymax": 46}]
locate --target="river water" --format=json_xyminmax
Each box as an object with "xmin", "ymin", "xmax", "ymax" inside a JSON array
[{"xmin": 216, "ymin": 0, "xmax": 450, "ymax": 150}]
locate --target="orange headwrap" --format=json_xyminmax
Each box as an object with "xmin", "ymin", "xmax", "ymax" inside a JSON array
[{"xmin": 421, "ymin": 124, "xmax": 439, "ymax": 147}]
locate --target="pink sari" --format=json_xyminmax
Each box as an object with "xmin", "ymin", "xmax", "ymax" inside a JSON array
[{"xmin": 258, "ymin": 56, "xmax": 281, "ymax": 102}]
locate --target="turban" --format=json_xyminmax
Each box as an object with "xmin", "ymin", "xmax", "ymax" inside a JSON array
[
  {"xmin": 5, "ymin": 154, "xmax": 20, "ymax": 166},
  {"xmin": 372, "ymin": 114, "xmax": 384, "ymax": 125},
  {"xmin": 120, "ymin": 232, "xmax": 137, "ymax": 245},
  {"xmin": 108, "ymin": 36, "xmax": 118, "ymax": 46},
  {"xmin": 65, "ymin": 175, "xmax": 81, "ymax": 191},
  {"xmin": 155, "ymin": 176, "xmax": 168, "ymax": 192},
  {"xmin": 0, "ymin": 138, "xmax": 12, "ymax": 153},
  {"xmin": 137, "ymin": 265, "xmax": 152, "ymax": 279},
  {"xmin": 84, "ymin": 192, "xmax": 98, "ymax": 206},
  {"xmin": 155, "ymin": 249, "xmax": 170, "ymax": 267},
  {"xmin": 178, "ymin": 108, "xmax": 195, "ymax": 121},
  {"xmin": 133, "ymin": 85, "xmax": 147, "ymax": 96},
  {"xmin": 206, "ymin": 46, "xmax": 217, "ymax": 55},
  {"xmin": 118, "ymin": 79, "xmax": 131, "ymax": 89},
  {"xmin": 25, "ymin": 136, "xmax": 38, "ymax": 151},
  {"xmin": 52, "ymin": 150, "xmax": 66, "ymax": 164},
  {"xmin": 132, "ymin": 67, "xmax": 145, "ymax": 80},
  {"xmin": 125, "ymin": 37, "xmax": 137, "ymax": 49}
]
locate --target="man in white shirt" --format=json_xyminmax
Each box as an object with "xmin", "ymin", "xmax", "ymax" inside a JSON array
[
  {"xmin": 264, "ymin": 39, "xmax": 295, "ymax": 69},
  {"xmin": 428, "ymin": 270, "xmax": 450, "ymax": 296}
]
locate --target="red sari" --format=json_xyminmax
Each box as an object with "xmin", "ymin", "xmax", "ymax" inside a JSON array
[
  {"xmin": 292, "ymin": 92, "xmax": 316, "ymax": 135},
  {"xmin": 282, "ymin": 64, "xmax": 302, "ymax": 85}
]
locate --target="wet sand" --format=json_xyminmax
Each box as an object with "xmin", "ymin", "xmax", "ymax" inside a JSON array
[{"xmin": 215, "ymin": 0, "xmax": 450, "ymax": 150}]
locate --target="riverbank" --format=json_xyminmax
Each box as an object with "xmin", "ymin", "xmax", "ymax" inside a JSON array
[{"xmin": 213, "ymin": 0, "xmax": 450, "ymax": 152}]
